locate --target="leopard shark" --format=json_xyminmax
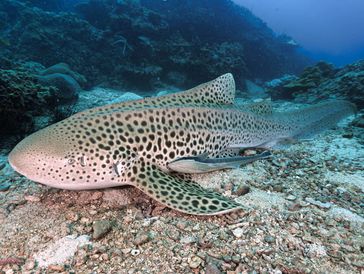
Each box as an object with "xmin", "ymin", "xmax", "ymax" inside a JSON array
[{"xmin": 8, "ymin": 73, "xmax": 356, "ymax": 215}]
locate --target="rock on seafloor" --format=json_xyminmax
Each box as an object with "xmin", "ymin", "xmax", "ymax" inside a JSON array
[
  {"xmin": 92, "ymin": 220, "xmax": 112, "ymax": 239},
  {"xmin": 36, "ymin": 73, "xmax": 81, "ymax": 101},
  {"xmin": 33, "ymin": 235, "xmax": 91, "ymax": 268},
  {"xmin": 0, "ymin": 182, "xmax": 11, "ymax": 192}
]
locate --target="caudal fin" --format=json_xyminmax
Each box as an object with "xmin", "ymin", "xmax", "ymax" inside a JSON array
[{"xmin": 283, "ymin": 100, "xmax": 356, "ymax": 139}]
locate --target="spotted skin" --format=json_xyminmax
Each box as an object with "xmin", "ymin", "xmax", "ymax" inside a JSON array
[{"xmin": 8, "ymin": 74, "xmax": 356, "ymax": 215}]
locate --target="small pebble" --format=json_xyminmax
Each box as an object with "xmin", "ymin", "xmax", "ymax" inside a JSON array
[
  {"xmin": 224, "ymin": 182, "xmax": 233, "ymax": 191},
  {"xmin": 176, "ymin": 220, "xmax": 188, "ymax": 230},
  {"xmin": 180, "ymin": 235, "xmax": 197, "ymax": 244},
  {"xmin": 286, "ymin": 195, "xmax": 297, "ymax": 201},
  {"xmin": 89, "ymin": 210, "xmax": 98, "ymax": 215},
  {"xmin": 222, "ymin": 255, "xmax": 232, "ymax": 262},
  {"xmin": 133, "ymin": 232, "xmax": 152, "ymax": 246},
  {"xmin": 305, "ymin": 198, "xmax": 332, "ymax": 209},
  {"xmin": 131, "ymin": 249, "xmax": 140, "ymax": 256},
  {"xmin": 231, "ymin": 255, "xmax": 241, "ymax": 263},
  {"xmin": 92, "ymin": 220, "xmax": 112, "ymax": 239},
  {"xmin": 205, "ymin": 261, "xmax": 222, "ymax": 274},
  {"xmin": 24, "ymin": 195, "xmax": 40, "ymax": 202},
  {"xmin": 100, "ymin": 253, "xmax": 109, "ymax": 261},
  {"xmin": 232, "ymin": 228, "xmax": 244, "ymax": 238},
  {"xmin": 47, "ymin": 264, "xmax": 64, "ymax": 271},
  {"xmin": 264, "ymin": 235, "xmax": 276, "ymax": 244},
  {"xmin": 66, "ymin": 212, "xmax": 79, "ymax": 222},
  {"xmin": 91, "ymin": 191, "xmax": 103, "ymax": 200},
  {"xmin": 288, "ymin": 203, "xmax": 302, "ymax": 211},
  {"xmin": 272, "ymin": 185, "xmax": 284, "ymax": 192},
  {"xmin": 232, "ymin": 185, "xmax": 250, "ymax": 196},
  {"xmin": 188, "ymin": 255, "xmax": 203, "ymax": 268},
  {"xmin": 80, "ymin": 217, "xmax": 91, "ymax": 225},
  {"xmin": 121, "ymin": 248, "xmax": 131, "ymax": 255},
  {"xmin": 342, "ymin": 132, "xmax": 353, "ymax": 139},
  {"xmin": 0, "ymin": 182, "xmax": 11, "ymax": 192},
  {"xmin": 24, "ymin": 260, "xmax": 35, "ymax": 270}
]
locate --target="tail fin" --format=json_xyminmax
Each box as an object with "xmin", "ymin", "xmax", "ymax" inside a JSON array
[{"xmin": 276, "ymin": 100, "xmax": 356, "ymax": 139}]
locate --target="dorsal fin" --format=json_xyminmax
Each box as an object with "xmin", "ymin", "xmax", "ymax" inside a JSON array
[
  {"xmin": 245, "ymin": 99, "xmax": 273, "ymax": 115},
  {"xmin": 179, "ymin": 73, "xmax": 235, "ymax": 105},
  {"xmin": 76, "ymin": 73, "xmax": 236, "ymax": 117}
]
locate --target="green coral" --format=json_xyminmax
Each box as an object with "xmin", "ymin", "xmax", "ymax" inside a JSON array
[{"xmin": 0, "ymin": 69, "xmax": 57, "ymax": 134}]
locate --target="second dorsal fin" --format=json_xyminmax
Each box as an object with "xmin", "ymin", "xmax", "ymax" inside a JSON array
[{"xmin": 245, "ymin": 99, "xmax": 273, "ymax": 115}]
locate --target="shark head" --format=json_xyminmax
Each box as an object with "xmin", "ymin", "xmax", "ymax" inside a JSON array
[{"xmin": 8, "ymin": 120, "xmax": 117, "ymax": 190}]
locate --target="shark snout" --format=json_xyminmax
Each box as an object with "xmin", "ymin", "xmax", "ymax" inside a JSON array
[
  {"xmin": 8, "ymin": 129, "xmax": 58, "ymax": 181},
  {"xmin": 8, "ymin": 138, "xmax": 37, "ymax": 178}
]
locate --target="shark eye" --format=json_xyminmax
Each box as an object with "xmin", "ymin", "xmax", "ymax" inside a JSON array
[
  {"xmin": 79, "ymin": 156, "xmax": 87, "ymax": 167},
  {"xmin": 67, "ymin": 158, "xmax": 75, "ymax": 165}
]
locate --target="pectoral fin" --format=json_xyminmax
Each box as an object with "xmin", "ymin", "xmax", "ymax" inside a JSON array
[{"xmin": 127, "ymin": 159, "xmax": 242, "ymax": 215}]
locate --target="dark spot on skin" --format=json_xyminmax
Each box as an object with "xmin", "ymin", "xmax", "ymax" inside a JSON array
[
  {"xmin": 192, "ymin": 200, "xmax": 199, "ymax": 208},
  {"xmin": 209, "ymin": 205, "xmax": 218, "ymax": 211}
]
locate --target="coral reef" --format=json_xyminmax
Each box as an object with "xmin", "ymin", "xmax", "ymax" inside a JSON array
[
  {"xmin": 0, "ymin": 0, "xmax": 309, "ymax": 90},
  {"xmin": 0, "ymin": 68, "xmax": 56, "ymax": 134},
  {"xmin": 267, "ymin": 61, "xmax": 364, "ymax": 109},
  {"xmin": 36, "ymin": 73, "xmax": 80, "ymax": 102},
  {"xmin": 0, "ymin": 61, "xmax": 85, "ymax": 140},
  {"xmin": 40, "ymin": 63, "xmax": 87, "ymax": 86},
  {"xmin": 37, "ymin": 62, "xmax": 86, "ymax": 103}
]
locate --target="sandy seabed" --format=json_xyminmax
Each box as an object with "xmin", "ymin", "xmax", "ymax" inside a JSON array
[{"xmin": 0, "ymin": 103, "xmax": 363, "ymax": 274}]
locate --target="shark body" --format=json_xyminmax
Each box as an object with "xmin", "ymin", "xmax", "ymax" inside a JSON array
[{"xmin": 8, "ymin": 74, "xmax": 356, "ymax": 215}]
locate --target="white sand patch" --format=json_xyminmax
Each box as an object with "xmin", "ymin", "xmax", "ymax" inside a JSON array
[
  {"xmin": 305, "ymin": 243, "xmax": 327, "ymax": 258},
  {"xmin": 324, "ymin": 170, "xmax": 364, "ymax": 191},
  {"xmin": 191, "ymin": 169, "xmax": 250, "ymax": 190},
  {"xmin": 34, "ymin": 235, "xmax": 91, "ymax": 267},
  {"xmin": 328, "ymin": 206, "xmax": 364, "ymax": 225},
  {"xmin": 296, "ymin": 131, "xmax": 363, "ymax": 164},
  {"xmin": 192, "ymin": 161, "xmax": 269, "ymax": 190},
  {"xmin": 236, "ymin": 189, "xmax": 288, "ymax": 210},
  {"xmin": 301, "ymin": 115, "xmax": 361, "ymax": 163},
  {"xmin": 117, "ymin": 92, "xmax": 143, "ymax": 102},
  {"xmin": 75, "ymin": 88, "xmax": 142, "ymax": 111}
]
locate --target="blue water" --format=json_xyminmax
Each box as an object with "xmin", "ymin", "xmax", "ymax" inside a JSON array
[{"xmin": 234, "ymin": 0, "xmax": 364, "ymax": 66}]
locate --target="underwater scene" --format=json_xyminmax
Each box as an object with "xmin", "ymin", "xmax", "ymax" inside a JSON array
[{"xmin": 0, "ymin": 0, "xmax": 363, "ymax": 273}]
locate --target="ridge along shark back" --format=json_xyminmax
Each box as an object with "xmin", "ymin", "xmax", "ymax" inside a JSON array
[{"xmin": 8, "ymin": 73, "xmax": 356, "ymax": 215}]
